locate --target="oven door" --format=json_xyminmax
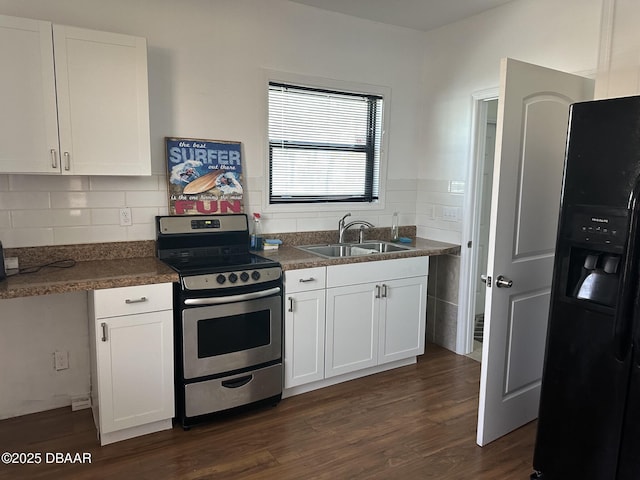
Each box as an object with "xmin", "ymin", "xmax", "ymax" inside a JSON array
[{"xmin": 182, "ymin": 290, "xmax": 282, "ymax": 380}]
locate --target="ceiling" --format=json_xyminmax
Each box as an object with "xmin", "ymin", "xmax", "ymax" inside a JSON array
[{"xmin": 288, "ymin": 0, "xmax": 515, "ymax": 32}]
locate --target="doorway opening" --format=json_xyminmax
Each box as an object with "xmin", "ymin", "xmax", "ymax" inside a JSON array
[{"xmin": 464, "ymin": 96, "xmax": 498, "ymax": 363}]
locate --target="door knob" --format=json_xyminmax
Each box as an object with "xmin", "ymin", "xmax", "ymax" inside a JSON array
[{"xmin": 495, "ymin": 275, "xmax": 513, "ymax": 288}]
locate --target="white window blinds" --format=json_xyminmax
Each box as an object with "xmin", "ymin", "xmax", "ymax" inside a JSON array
[{"xmin": 268, "ymin": 82, "xmax": 383, "ymax": 204}]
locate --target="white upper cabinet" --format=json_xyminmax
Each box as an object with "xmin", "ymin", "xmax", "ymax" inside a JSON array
[
  {"xmin": 0, "ymin": 14, "xmax": 151, "ymax": 175},
  {"xmin": 0, "ymin": 15, "xmax": 59, "ymax": 174}
]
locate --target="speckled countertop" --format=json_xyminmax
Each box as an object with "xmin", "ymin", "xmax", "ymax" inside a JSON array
[
  {"xmin": 0, "ymin": 231, "xmax": 460, "ymax": 300},
  {"xmin": 260, "ymin": 237, "xmax": 460, "ymax": 270},
  {"xmin": 0, "ymin": 241, "xmax": 178, "ymax": 300}
]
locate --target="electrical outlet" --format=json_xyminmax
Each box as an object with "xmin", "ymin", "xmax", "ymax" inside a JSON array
[
  {"xmin": 71, "ymin": 394, "xmax": 91, "ymax": 411},
  {"xmin": 442, "ymin": 206, "xmax": 459, "ymax": 222},
  {"xmin": 119, "ymin": 207, "xmax": 132, "ymax": 226},
  {"xmin": 4, "ymin": 256, "xmax": 18, "ymax": 270},
  {"xmin": 54, "ymin": 351, "xmax": 69, "ymax": 371}
]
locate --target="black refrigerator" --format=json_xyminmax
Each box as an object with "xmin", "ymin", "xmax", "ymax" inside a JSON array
[{"xmin": 532, "ymin": 95, "xmax": 640, "ymax": 479}]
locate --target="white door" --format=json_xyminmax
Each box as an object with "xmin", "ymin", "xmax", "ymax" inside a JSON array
[{"xmin": 476, "ymin": 58, "xmax": 593, "ymax": 446}]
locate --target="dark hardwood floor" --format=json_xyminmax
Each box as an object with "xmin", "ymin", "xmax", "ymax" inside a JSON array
[{"xmin": 0, "ymin": 344, "xmax": 536, "ymax": 479}]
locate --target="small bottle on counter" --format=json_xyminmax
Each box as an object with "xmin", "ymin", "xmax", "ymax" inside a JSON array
[
  {"xmin": 391, "ymin": 212, "xmax": 399, "ymax": 242},
  {"xmin": 251, "ymin": 213, "xmax": 263, "ymax": 250}
]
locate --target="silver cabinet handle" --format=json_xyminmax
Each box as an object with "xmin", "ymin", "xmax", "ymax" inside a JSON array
[
  {"xmin": 496, "ymin": 275, "xmax": 513, "ymax": 288},
  {"xmin": 125, "ymin": 296, "xmax": 148, "ymax": 304},
  {"xmin": 299, "ymin": 277, "xmax": 315, "ymax": 283},
  {"xmin": 64, "ymin": 151, "xmax": 70, "ymax": 171},
  {"xmin": 50, "ymin": 149, "xmax": 58, "ymax": 169},
  {"xmin": 101, "ymin": 322, "xmax": 108, "ymax": 342},
  {"xmin": 288, "ymin": 297, "xmax": 294, "ymax": 312}
]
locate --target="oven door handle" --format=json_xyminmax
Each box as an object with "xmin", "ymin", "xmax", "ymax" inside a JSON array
[{"xmin": 183, "ymin": 287, "xmax": 281, "ymax": 306}]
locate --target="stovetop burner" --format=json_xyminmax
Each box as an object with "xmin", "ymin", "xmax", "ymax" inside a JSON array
[
  {"xmin": 163, "ymin": 252, "xmax": 276, "ymax": 276},
  {"xmin": 156, "ymin": 214, "xmax": 281, "ymax": 280}
]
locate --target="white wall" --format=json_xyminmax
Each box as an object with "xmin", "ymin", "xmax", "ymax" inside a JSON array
[
  {"xmin": 416, "ymin": 0, "xmax": 603, "ymax": 243},
  {"xmin": 0, "ymin": 0, "xmax": 426, "ymax": 248},
  {"xmin": 0, "ymin": 293, "xmax": 89, "ymax": 419},
  {"xmin": 0, "ymin": 0, "xmax": 428, "ymax": 417},
  {"xmin": 0, "ymin": 0, "xmax": 610, "ymax": 418}
]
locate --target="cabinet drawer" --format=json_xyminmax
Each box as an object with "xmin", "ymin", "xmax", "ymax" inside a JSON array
[
  {"xmin": 92, "ymin": 283, "xmax": 173, "ymax": 318},
  {"xmin": 327, "ymin": 257, "xmax": 429, "ymax": 288},
  {"xmin": 284, "ymin": 267, "xmax": 326, "ymax": 293}
]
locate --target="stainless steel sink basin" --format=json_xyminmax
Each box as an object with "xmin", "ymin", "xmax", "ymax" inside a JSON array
[{"xmin": 297, "ymin": 241, "xmax": 412, "ymax": 258}]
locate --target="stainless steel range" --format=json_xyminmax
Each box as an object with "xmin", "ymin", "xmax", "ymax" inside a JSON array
[{"xmin": 156, "ymin": 214, "xmax": 283, "ymax": 428}]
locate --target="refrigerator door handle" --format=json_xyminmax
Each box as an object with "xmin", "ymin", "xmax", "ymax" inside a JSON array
[{"xmin": 614, "ymin": 177, "xmax": 640, "ymax": 362}]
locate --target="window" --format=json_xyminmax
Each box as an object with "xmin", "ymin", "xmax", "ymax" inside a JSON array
[{"xmin": 268, "ymin": 82, "xmax": 383, "ymax": 204}]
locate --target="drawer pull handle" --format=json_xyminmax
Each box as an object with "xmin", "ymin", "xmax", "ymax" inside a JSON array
[
  {"xmin": 125, "ymin": 296, "xmax": 148, "ymax": 304},
  {"xmin": 299, "ymin": 277, "xmax": 315, "ymax": 283},
  {"xmin": 382, "ymin": 284, "xmax": 388, "ymax": 298},
  {"xmin": 288, "ymin": 297, "xmax": 294, "ymax": 312},
  {"xmin": 222, "ymin": 375, "xmax": 253, "ymax": 389},
  {"xmin": 101, "ymin": 322, "xmax": 108, "ymax": 342},
  {"xmin": 375, "ymin": 285, "xmax": 381, "ymax": 298}
]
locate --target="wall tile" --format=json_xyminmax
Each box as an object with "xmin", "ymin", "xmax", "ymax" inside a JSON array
[
  {"xmin": 436, "ymin": 254, "xmax": 460, "ymax": 304},
  {"xmin": 0, "ymin": 192, "xmax": 50, "ymax": 210},
  {"xmin": 131, "ymin": 207, "xmax": 160, "ymax": 224},
  {"xmin": 428, "ymin": 256, "xmax": 438, "ymax": 297},
  {"xmin": 90, "ymin": 208, "xmax": 120, "ymax": 225},
  {"xmin": 11, "ymin": 209, "xmax": 91, "ymax": 228},
  {"xmin": 0, "ymin": 211, "xmax": 10, "ymax": 228},
  {"xmin": 0, "ymin": 227, "xmax": 55, "ymax": 247},
  {"xmin": 126, "ymin": 222, "xmax": 156, "ymax": 241},
  {"xmin": 53, "ymin": 226, "xmax": 93, "ymax": 245},
  {"xmin": 434, "ymin": 299, "xmax": 458, "ymax": 352},
  {"xmin": 50, "ymin": 191, "xmax": 125, "ymax": 209},
  {"xmin": 89, "ymin": 225, "xmax": 128, "ymax": 243},
  {"xmin": 426, "ymin": 295, "xmax": 436, "ymax": 344},
  {"xmin": 9, "ymin": 175, "xmax": 90, "ymax": 192},
  {"xmin": 125, "ymin": 190, "xmax": 167, "ymax": 208},
  {"xmin": 89, "ymin": 175, "xmax": 161, "ymax": 191}
]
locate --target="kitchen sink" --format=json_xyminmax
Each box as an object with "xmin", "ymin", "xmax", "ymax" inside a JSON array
[{"xmin": 297, "ymin": 241, "xmax": 412, "ymax": 258}]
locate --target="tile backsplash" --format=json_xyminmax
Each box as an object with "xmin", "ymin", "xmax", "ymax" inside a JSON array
[
  {"xmin": 0, "ymin": 174, "xmax": 168, "ymax": 247},
  {"xmin": 0, "ymin": 174, "xmax": 420, "ymax": 248}
]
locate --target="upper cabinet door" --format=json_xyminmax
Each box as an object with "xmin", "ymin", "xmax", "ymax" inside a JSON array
[
  {"xmin": 53, "ymin": 25, "xmax": 151, "ymax": 175},
  {"xmin": 0, "ymin": 15, "xmax": 60, "ymax": 173}
]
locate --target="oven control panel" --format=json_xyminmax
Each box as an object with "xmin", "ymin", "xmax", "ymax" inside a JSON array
[{"xmin": 182, "ymin": 266, "xmax": 282, "ymax": 290}]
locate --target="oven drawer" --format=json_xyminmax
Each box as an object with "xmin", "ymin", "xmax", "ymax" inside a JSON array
[
  {"xmin": 92, "ymin": 283, "xmax": 173, "ymax": 318},
  {"xmin": 285, "ymin": 267, "xmax": 326, "ymax": 293},
  {"xmin": 184, "ymin": 363, "xmax": 283, "ymax": 417}
]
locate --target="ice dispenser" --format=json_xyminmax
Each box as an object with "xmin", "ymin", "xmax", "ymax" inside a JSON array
[
  {"xmin": 562, "ymin": 208, "xmax": 628, "ymax": 308},
  {"xmin": 571, "ymin": 252, "xmax": 621, "ymax": 306}
]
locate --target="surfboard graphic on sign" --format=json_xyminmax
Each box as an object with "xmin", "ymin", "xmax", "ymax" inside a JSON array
[{"xmin": 165, "ymin": 137, "xmax": 244, "ymax": 215}]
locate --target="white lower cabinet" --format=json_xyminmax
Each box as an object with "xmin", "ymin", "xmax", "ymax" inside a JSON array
[
  {"xmin": 88, "ymin": 283, "xmax": 174, "ymax": 445},
  {"xmin": 325, "ymin": 283, "xmax": 378, "ymax": 377},
  {"xmin": 284, "ymin": 257, "xmax": 428, "ymax": 393},
  {"xmin": 284, "ymin": 268, "xmax": 326, "ymax": 388}
]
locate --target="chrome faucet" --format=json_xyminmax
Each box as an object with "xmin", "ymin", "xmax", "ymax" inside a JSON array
[{"xmin": 338, "ymin": 212, "xmax": 374, "ymax": 243}]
